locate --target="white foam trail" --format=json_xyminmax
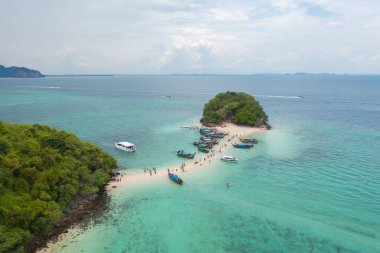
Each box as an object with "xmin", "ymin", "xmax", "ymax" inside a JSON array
[
  {"xmin": 0, "ymin": 102, "xmax": 34, "ymax": 107},
  {"xmin": 18, "ymin": 86, "xmax": 61, "ymax": 89},
  {"xmin": 254, "ymin": 95, "xmax": 302, "ymax": 99},
  {"xmin": 14, "ymin": 86, "xmax": 301, "ymax": 99}
]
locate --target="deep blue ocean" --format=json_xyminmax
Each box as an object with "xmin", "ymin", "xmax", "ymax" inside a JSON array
[{"xmin": 1, "ymin": 75, "xmax": 379, "ymax": 253}]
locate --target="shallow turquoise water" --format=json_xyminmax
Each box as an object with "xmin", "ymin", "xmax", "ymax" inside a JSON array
[{"xmin": 1, "ymin": 75, "xmax": 379, "ymax": 252}]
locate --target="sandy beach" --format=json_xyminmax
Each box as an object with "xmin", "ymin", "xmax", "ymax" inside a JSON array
[
  {"xmin": 37, "ymin": 123, "xmax": 264, "ymax": 253},
  {"xmin": 107, "ymin": 123, "xmax": 264, "ymax": 191}
]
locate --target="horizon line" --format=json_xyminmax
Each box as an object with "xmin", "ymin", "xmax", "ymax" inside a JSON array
[{"xmin": 44, "ymin": 73, "xmax": 380, "ymax": 77}]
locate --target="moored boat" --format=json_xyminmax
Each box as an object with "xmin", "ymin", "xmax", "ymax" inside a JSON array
[
  {"xmin": 168, "ymin": 169, "xmax": 183, "ymax": 185},
  {"xmin": 181, "ymin": 125, "xmax": 199, "ymax": 130},
  {"xmin": 239, "ymin": 138, "xmax": 258, "ymax": 144},
  {"xmin": 177, "ymin": 150, "xmax": 196, "ymax": 159},
  {"xmin": 200, "ymin": 136, "xmax": 219, "ymax": 144},
  {"xmin": 220, "ymin": 155, "xmax": 238, "ymax": 162},
  {"xmin": 200, "ymin": 128, "xmax": 226, "ymax": 138},
  {"xmin": 232, "ymin": 143, "xmax": 253, "ymax": 149},
  {"xmin": 198, "ymin": 143, "xmax": 212, "ymax": 148},
  {"xmin": 200, "ymin": 127, "xmax": 214, "ymax": 134},
  {"xmin": 114, "ymin": 141, "xmax": 136, "ymax": 152},
  {"xmin": 194, "ymin": 141, "xmax": 214, "ymax": 148},
  {"xmin": 198, "ymin": 147, "xmax": 210, "ymax": 153}
]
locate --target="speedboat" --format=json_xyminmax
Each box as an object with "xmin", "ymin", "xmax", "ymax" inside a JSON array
[
  {"xmin": 220, "ymin": 155, "xmax": 238, "ymax": 162},
  {"xmin": 114, "ymin": 141, "xmax": 136, "ymax": 152}
]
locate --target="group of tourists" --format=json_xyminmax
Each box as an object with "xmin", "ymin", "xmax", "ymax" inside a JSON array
[
  {"xmin": 180, "ymin": 163, "xmax": 186, "ymax": 172},
  {"xmin": 143, "ymin": 167, "xmax": 157, "ymax": 176},
  {"xmin": 138, "ymin": 130, "xmax": 240, "ymax": 187}
]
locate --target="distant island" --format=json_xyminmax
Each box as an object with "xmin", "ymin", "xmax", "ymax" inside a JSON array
[
  {"xmin": 201, "ymin": 91, "xmax": 270, "ymax": 129},
  {"xmin": 0, "ymin": 121, "xmax": 117, "ymax": 253},
  {"xmin": 0, "ymin": 65, "xmax": 44, "ymax": 78}
]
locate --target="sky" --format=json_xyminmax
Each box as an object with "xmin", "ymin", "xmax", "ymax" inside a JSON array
[{"xmin": 1, "ymin": 0, "xmax": 380, "ymax": 74}]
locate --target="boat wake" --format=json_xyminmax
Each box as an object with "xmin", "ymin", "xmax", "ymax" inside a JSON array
[
  {"xmin": 254, "ymin": 95, "xmax": 303, "ymax": 99},
  {"xmin": 19, "ymin": 86, "xmax": 61, "ymax": 89}
]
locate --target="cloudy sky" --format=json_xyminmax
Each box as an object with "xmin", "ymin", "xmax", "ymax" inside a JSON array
[{"xmin": 1, "ymin": 0, "xmax": 380, "ymax": 74}]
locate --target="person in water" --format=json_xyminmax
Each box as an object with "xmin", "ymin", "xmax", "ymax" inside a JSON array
[{"xmin": 227, "ymin": 182, "xmax": 231, "ymax": 188}]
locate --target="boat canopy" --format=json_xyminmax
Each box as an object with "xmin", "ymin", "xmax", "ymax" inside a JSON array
[
  {"xmin": 170, "ymin": 174, "xmax": 180, "ymax": 180},
  {"xmin": 117, "ymin": 142, "xmax": 135, "ymax": 147},
  {"xmin": 221, "ymin": 155, "xmax": 236, "ymax": 159}
]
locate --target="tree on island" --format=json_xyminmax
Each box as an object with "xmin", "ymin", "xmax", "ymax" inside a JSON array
[
  {"xmin": 0, "ymin": 121, "xmax": 117, "ymax": 253},
  {"xmin": 201, "ymin": 91, "xmax": 270, "ymax": 128}
]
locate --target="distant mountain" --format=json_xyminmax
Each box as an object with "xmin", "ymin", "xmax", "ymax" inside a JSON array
[{"xmin": 0, "ymin": 65, "xmax": 44, "ymax": 78}]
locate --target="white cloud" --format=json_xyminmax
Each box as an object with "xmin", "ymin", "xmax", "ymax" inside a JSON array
[{"xmin": 0, "ymin": 0, "xmax": 379, "ymax": 74}]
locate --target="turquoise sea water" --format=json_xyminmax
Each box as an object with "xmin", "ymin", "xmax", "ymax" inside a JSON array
[{"xmin": 0, "ymin": 75, "xmax": 379, "ymax": 253}]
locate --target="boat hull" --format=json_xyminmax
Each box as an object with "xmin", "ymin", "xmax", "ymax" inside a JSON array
[
  {"xmin": 221, "ymin": 158, "xmax": 238, "ymax": 162},
  {"xmin": 232, "ymin": 143, "xmax": 252, "ymax": 149},
  {"xmin": 114, "ymin": 143, "xmax": 136, "ymax": 152},
  {"xmin": 239, "ymin": 138, "xmax": 258, "ymax": 144},
  {"xmin": 177, "ymin": 150, "xmax": 196, "ymax": 159},
  {"xmin": 169, "ymin": 173, "xmax": 183, "ymax": 185},
  {"xmin": 198, "ymin": 147, "xmax": 210, "ymax": 153},
  {"xmin": 220, "ymin": 156, "xmax": 238, "ymax": 162}
]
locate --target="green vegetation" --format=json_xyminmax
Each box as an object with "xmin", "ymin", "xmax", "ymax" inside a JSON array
[
  {"xmin": 0, "ymin": 121, "xmax": 117, "ymax": 253},
  {"xmin": 201, "ymin": 92, "xmax": 269, "ymax": 127}
]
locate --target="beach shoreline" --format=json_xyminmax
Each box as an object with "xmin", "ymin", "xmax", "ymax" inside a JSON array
[
  {"xmin": 107, "ymin": 123, "xmax": 265, "ymax": 191},
  {"xmin": 37, "ymin": 123, "xmax": 265, "ymax": 253},
  {"xmin": 34, "ymin": 188, "xmax": 110, "ymax": 253}
]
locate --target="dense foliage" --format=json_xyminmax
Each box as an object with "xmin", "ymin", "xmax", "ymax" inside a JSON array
[
  {"xmin": 0, "ymin": 121, "xmax": 117, "ymax": 253},
  {"xmin": 201, "ymin": 92, "xmax": 268, "ymax": 126}
]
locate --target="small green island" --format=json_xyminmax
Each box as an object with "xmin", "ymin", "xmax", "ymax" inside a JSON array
[
  {"xmin": 0, "ymin": 121, "xmax": 117, "ymax": 253},
  {"xmin": 201, "ymin": 91, "xmax": 270, "ymax": 128}
]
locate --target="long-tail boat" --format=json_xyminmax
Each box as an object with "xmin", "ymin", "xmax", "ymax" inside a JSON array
[
  {"xmin": 200, "ymin": 127, "xmax": 214, "ymax": 135},
  {"xmin": 168, "ymin": 169, "xmax": 183, "ymax": 185},
  {"xmin": 239, "ymin": 138, "xmax": 258, "ymax": 144},
  {"xmin": 177, "ymin": 150, "xmax": 196, "ymax": 159},
  {"xmin": 200, "ymin": 137, "xmax": 219, "ymax": 144},
  {"xmin": 194, "ymin": 141, "xmax": 214, "ymax": 148},
  {"xmin": 198, "ymin": 147, "xmax": 210, "ymax": 153},
  {"xmin": 193, "ymin": 141, "xmax": 202, "ymax": 146},
  {"xmin": 200, "ymin": 128, "xmax": 226, "ymax": 138},
  {"xmin": 232, "ymin": 143, "xmax": 253, "ymax": 149}
]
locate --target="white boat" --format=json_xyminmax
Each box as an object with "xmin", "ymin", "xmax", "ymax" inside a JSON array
[
  {"xmin": 181, "ymin": 125, "xmax": 199, "ymax": 130},
  {"xmin": 220, "ymin": 155, "xmax": 238, "ymax": 162},
  {"xmin": 114, "ymin": 141, "xmax": 136, "ymax": 152}
]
